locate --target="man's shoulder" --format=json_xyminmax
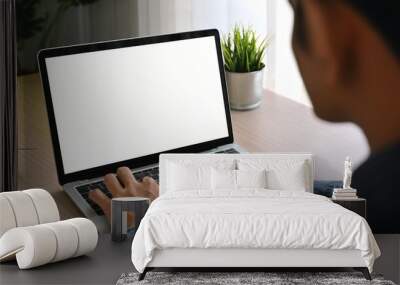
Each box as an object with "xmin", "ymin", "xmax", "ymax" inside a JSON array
[
  {"xmin": 353, "ymin": 142, "xmax": 400, "ymax": 233},
  {"xmin": 354, "ymin": 142, "xmax": 400, "ymax": 180},
  {"xmin": 353, "ymin": 142, "xmax": 400, "ymax": 195}
]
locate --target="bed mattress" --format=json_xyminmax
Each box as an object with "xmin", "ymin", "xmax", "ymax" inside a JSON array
[{"xmin": 131, "ymin": 190, "xmax": 380, "ymax": 272}]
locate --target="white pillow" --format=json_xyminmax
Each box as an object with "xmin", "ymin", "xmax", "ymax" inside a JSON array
[
  {"xmin": 211, "ymin": 169, "xmax": 236, "ymax": 190},
  {"xmin": 211, "ymin": 169, "xmax": 268, "ymax": 190},
  {"xmin": 165, "ymin": 159, "xmax": 235, "ymax": 192},
  {"xmin": 236, "ymin": 169, "xmax": 267, "ymax": 188},
  {"xmin": 238, "ymin": 159, "xmax": 309, "ymax": 191},
  {"xmin": 267, "ymin": 162, "xmax": 308, "ymax": 191},
  {"xmin": 167, "ymin": 163, "xmax": 212, "ymax": 191}
]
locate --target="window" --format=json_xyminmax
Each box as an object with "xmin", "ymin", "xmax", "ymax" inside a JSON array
[{"xmin": 136, "ymin": 0, "xmax": 311, "ymax": 106}]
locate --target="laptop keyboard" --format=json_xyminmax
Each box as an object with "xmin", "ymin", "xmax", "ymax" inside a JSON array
[
  {"xmin": 75, "ymin": 148, "xmax": 239, "ymax": 215},
  {"xmin": 215, "ymin": 148, "xmax": 240, "ymax": 154}
]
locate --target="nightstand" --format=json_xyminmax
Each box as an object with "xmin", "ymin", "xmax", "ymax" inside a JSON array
[{"xmin": 331, "ymin": 197, "xmax": 366, "ymax": 218}]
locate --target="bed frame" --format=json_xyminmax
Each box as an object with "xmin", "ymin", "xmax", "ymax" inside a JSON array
[
  {"xmin": 138, "ymin": 154, "xmax": 372, "ymax": 281},
  {"xmin": 139, "ymin": 248, "xmax": 371, "ymax": 280}
]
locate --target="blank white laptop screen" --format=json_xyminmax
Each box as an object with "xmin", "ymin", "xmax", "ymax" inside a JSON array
[{"xmin": 45, "ymin": 36, "xmax": 229, "ymax": 174}]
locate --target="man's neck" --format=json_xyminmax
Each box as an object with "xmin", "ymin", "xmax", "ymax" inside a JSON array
[
  {"xmin": 355, "ymin": 88, "xmax": 400, "ymax": 154},
  {"xmin": 352, "ymin": 46, "xmax": 400, "ymax": 154}
]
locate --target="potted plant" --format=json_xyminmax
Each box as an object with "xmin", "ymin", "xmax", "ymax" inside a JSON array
[{"xmin": 222, "ymin": 26, "xmax": 270, "ymax": 110}]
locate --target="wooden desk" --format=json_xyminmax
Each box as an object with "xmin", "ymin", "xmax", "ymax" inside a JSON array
[{"xmin": 16, "ymin": 73, "xmax": 369, "ymax": 219}]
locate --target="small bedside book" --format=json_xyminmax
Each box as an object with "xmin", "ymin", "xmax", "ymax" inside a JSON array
[{"xmin": 332, "ymin": 188, "xmax": 358, "ymax": 199}]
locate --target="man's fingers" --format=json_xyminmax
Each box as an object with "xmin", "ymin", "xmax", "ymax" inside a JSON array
[
  {"xmin": 142, "ymin": 176, "xmax": 159, "ymax": 201},
  {"xmin": 104, "ymin": 173, "xmax": 124, "ymax": 197},
  {"xmin": 88, "ymin": 189, "xmax": 111, "ymax": 221},
  {"xmin": 116, "ymin": 167, "xmax": 137, "ymax": 187},
  {"xmin": 89, "ymin": 189, "xmax": 110, "ymax": 211},
  {"xmin": 142, "ymin": 176, "xmax": 156, "ymax": 184},
  {"xmin": 149, "ymin": 184, "xmax": 159, "ymax": 201}
]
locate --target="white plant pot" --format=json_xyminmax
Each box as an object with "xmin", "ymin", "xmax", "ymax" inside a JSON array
[{"xmin": 225, "ymin": 68, "xmax": 264, "ymax": 110}]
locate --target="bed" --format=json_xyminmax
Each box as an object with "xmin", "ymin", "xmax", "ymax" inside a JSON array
[{"xmin": 131, "ymin": 153, "xmax": 380, "ymax": 280}]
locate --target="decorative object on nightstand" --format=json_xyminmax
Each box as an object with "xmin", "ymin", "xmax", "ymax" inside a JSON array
[
  {"xmin": 332, "ymin": 156, "xmax": 358, "ymax": 199},
  {"xmin": 111, "ymin": 197, "xmax": 150, "ymax": 242},
  {"xmin": 222, "ymin": 25, "xmax": 271, "ymax": 110},
  {"xmin": 331, "ymin": 198, "xmax": 367, "ymax": 218}
]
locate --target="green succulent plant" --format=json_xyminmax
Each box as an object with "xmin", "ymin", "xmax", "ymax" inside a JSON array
[{"xmin": 222, "ymin": 25, "xmax": 270, "ymax": 73}]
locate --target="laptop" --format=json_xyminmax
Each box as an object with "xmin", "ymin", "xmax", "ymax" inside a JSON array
[{"xmin": 38, "ymin": 29, "xmax": 246, "ymax": 231}]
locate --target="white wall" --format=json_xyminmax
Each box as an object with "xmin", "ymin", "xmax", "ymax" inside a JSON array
[{"xmin": 271, "ymin": 1, "xmax": 311, "ymax": 106}]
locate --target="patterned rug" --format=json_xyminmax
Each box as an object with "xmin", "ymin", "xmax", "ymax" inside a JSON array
[{"xmin": 117, "ymin": 272, "xmax": 396, "ymax": 285}]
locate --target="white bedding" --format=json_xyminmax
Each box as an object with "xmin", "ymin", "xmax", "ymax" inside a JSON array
[{"xmin": 131, "ymin": 190, "xmax": 380, "ymax": 273}]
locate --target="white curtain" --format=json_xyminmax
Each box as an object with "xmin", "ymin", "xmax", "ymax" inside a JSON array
[
  {"xmin": 136, "ymin": 0, "xmax": 310, "ymax": 106},
  {"xmin": 273, "ymin": 1, "xmax": 311, "ymax": 106}
]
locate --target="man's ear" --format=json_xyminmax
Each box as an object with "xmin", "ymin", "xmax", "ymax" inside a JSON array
[{"xmin": 303, "ymin": 1, "xmax": 359, "ymax": 87}]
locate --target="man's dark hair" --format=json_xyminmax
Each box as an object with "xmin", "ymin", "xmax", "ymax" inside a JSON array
[
  {"xmin": 292, "ymin": 1, "xmax": 399, "ymax": 59},
  {"xmin": 347, "ymin": 1, "xmax": 399, "ymax": 58}
]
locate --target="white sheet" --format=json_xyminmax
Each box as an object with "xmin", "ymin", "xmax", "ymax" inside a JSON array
[{"xmin": 131, "ymin": 190, "xmax": 380, "ymax": 273}]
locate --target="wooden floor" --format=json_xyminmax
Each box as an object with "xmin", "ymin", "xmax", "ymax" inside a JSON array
[{"xmin": 16, "ymin": 73, "xmax": 369, "ymax": 219}]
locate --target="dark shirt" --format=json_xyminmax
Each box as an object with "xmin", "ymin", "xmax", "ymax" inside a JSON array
[{"xmin": 352, "ymin": 143, "xmax": 400, "ymax": 234}]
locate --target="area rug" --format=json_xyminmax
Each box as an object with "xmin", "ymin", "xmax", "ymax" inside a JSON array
[{"xmin": 116, "ymin": 272, "xmax": 396, "ymax": 285}]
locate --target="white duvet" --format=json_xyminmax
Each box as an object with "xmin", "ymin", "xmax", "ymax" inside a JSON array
[{"xmin": 131, "ymin": 190, "xmax": 380, "ymax": 273}]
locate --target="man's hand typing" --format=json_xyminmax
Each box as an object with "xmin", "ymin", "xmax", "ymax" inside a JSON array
[{"xmin": 88, "ymin": 166, "xmax": 159, "ymax": 223}]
